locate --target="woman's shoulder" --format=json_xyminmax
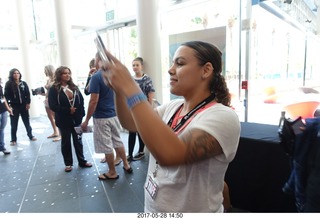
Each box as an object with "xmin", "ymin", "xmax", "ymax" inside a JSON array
[
  {"xmin": 142, "ymin": 74, "xmax": 153, "ymax": 80},
  {"xmin": 207, "ymin": 103, "xmax": 238, "ymax": 114},
  {"xmin": 49, "ymin": 85, "xmax": 59, "ymax": 93},
  {"xmin": 5, "ymin": 80, "xmax": 12, "ymax": 86},
  {"xmin": 157, "ymin": 98, "xmax": 183, "ymax": 113},
  {"xmin": 203, "ymin": 103, "xmax": 240, "ymax": 124},
  {"xmin": 160, "ymin": 98, "xmax": 183, "ymax": 108}
]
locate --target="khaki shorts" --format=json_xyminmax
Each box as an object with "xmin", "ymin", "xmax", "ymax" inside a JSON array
[{"xmin": 93, "ymin": 117, "xmax": 124, "ymax": 154}]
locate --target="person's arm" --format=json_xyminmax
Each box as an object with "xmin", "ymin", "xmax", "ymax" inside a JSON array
[
  {"xmin": 84, "ymin": 68, "xmax": 97, "ymax": 96},
  {"xmin": 81, "ymin": 93, "xmax": 99, "ymax": 130},
  {"xmin": 145, "ymin": 76, "xmax": 155, "ymax": 105},
  {"xmin": 147, "ymin": 91, "xmax": 155, "ymax": 105},
  {"xmin": 3, "ymin": 97, "xmax": 12, "ymax": 115},
  {"xmin": 115, "ymin": 77, "xmax": 154, "ymax": 130},
  {"xmin": 84, "ymin": 77, "xmax": 91, "ymax": 96},
  {"xmin": 24, "ymin": 82, "xmax": 31, "ymax": 104},
  {"xmin": 4, "ymin": 82, "xmax": 11, "ymax": 104},
  {"xmin": 114, "ymin": 90, "xmax": 138, "ymax": 131}
]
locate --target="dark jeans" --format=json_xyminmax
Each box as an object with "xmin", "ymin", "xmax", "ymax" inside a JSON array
[
  {"xmin": 10, "ymin": 104, "xmax": 33, "ymax": 141},
  {"xmin": 305, "ymin": 120, "xmax": 320, "ymax": 212},
  {"xmin": 128, "ymin": 131, "xmax": 145, "ymax": 157},
  {"xmin": 60, "ymin": 126, "xmax": 87, "ymax": 166},
  {"xmin": 283, "ymin": 117, "xmax": 320, "ymax": 212},
  {"xmin": 0, "ymin": 111, "xmax": 8, "ymax": 151}
]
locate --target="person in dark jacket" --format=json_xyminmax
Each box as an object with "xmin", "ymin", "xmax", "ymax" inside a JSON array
[
  {"xmin": 84, "ymin": 58, "xmax": 96, "ymax": 96},
  {"xmin": 48, "ymin": 66, "xmax": 92, "ymax": 172},
  {"xmin": 0, "ymin": 77, "xmax": 13, "ymax": 154},
  {"xmin": 4, "ymin": 68, "xmax": 36, "ymax": 145}
]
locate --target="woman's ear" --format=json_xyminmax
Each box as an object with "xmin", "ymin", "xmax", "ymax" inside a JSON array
[{"xmin": 201, "ymin": 62, "xmax": 214, "ymax": 79}]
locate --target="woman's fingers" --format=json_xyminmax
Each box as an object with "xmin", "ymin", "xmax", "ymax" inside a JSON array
[{"xmin": 101, "ymin": 49, "xmax": 141, "ymax": 97}]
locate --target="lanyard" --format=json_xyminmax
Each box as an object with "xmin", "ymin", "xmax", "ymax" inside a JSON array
[
  {"xmin": 152, "ymin": 94, "xmax": 216, "ymax": 178},
  {"xmin": 167, "ymin": 94, "xmax": 216, "ymax": 133}
]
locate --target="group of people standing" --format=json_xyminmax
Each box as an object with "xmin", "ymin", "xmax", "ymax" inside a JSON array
[
  {"xmin": 0, "ymin": 54, "xmax": 154, "ymax": 178},
  {"xmin": 1, "ymin": 40, "xmax": 241, "ymax": 213},
  {"xmin": 79, "ymin": 54, "xmax": 154, "ymax": 179},
  {"xmin": 0, "ymin": 65, "xmax": 92, "ymax": 172}
]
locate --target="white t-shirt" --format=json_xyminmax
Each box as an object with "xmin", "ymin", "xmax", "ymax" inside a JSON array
[{"xmin": 144, "ymin": 99, "xmax": 240, "ymax": 212}]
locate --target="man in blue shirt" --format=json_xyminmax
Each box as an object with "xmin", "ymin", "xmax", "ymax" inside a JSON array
[{"xmin": 81, "ymin": 53, "xmax": 132, "ymax": 180}]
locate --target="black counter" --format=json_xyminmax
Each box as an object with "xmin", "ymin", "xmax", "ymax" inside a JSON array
[{"xmin": 225, "ymin": 122, "xmax": 296, "ymax": 212}]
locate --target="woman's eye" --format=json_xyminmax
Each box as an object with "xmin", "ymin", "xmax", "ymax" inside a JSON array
[{"xmin": 176, "ymin": 62, "xmax": 183, "ymax": 66}]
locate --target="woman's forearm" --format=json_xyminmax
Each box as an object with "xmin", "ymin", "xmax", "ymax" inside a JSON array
[
  {"xmin": 130, "ymin": 101, "xmax": 186, "ymax": 166},
  {"xmin": 114, "ymin": 92, "xmax": 137, "ymax": 131}
]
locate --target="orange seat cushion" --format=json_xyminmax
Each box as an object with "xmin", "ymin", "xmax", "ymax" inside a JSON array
[{"xmin": 283, "ymin": 101, "xmax": 320, "ymax": 119}]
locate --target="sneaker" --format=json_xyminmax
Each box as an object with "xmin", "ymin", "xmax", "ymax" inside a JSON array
[{"xmin": 133, "ymin": 152, "xmax": 145, "ymax": 161}]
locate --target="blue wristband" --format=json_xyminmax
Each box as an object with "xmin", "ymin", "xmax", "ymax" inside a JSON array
[{"xmin": 127, "ymin": 92, "xmax": 147, "ymax": 109}]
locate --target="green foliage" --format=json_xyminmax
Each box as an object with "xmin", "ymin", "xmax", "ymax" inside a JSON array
[{"xmin": 191, "ymin": 17, "xmax": 202, "ymax": 24}]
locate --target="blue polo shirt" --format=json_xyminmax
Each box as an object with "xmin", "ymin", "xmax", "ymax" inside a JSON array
[{"xmin": 88, "ymin": 70, "xmax": 116, "ymax": 118}]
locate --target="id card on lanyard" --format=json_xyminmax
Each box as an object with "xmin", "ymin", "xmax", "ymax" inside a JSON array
[{"xmin": 145, "ymin": 175, "xmax": 159, "ymax": 200}]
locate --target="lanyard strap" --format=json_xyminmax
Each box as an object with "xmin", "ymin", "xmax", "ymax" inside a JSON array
[
  {"xmin": 167, "ymin": 94, "xmax": 216, "ymax": 133},
  {"xmin": 174, "ymin": 101, "xmax": 216, "ymax": 135}
]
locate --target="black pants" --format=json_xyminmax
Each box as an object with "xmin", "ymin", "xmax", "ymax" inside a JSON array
[
  {"xmin": 128, "ymin": 131, "xmax": 145, "ymax": 157},
  {"xmin": 60, "ymin": 126, "xmax": 87, "ymax": 166},
  {"xmin": 10, "ymin": 104, "xmax": 33, "ymax": 141}
]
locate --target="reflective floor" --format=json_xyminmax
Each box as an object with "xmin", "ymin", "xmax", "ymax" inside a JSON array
[{"xmin": 0, "ymin": 115, "xmax": 148, "ymax": 213}]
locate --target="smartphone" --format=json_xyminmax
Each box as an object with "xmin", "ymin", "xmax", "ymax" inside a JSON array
[{"xmin": 94, "ymin": 32, "xmax": 110, "ymax": 65}]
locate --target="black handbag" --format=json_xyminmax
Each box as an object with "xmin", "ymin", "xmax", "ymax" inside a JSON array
[{"xmin": 278, "ymin": 111, "xmax": 304, "ymax": 156}]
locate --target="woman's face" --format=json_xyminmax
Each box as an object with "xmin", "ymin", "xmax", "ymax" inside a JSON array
[
  {"xmin": 168, "ymin": 46, "xmax": 204, "ymax": 96},
  {"xmin": 13, "ymin": 70, "xmax": 20, "ymax": 81},
  {"xmin": 132, "ymin": 61, "xmax": 143, "ymax": 75},
  {"xmin": 60, "ymin": 68, "xmax": 71, "ymax": 83}
]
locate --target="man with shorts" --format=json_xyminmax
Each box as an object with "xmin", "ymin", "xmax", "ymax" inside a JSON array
[{"xmin": 81, "ymin": 53, "xmax": 132, "ymax": 180}]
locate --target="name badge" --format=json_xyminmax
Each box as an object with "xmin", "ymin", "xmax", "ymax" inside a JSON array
[{"xmin": 145, "ymin": 175, "xmax": 158, "ymax": 200}]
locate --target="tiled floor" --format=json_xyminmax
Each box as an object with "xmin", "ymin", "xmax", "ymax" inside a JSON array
[{"xmin": 0, "ymin": 115, "xmax": 148, "ymax": 213}]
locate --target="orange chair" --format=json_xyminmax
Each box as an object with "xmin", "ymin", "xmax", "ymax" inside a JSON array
[
  {"xmin": 264, "ymin": 94, "xmax": 279, "ymax": 104},
  {"xmin": 283, "ymin": 101, "xmax": 320, "ymax": 119}
]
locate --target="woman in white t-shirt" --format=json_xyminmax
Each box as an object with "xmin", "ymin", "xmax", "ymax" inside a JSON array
[{"xmin": 103, "ymin": 41, "xmax": 240, "ymax": 212}]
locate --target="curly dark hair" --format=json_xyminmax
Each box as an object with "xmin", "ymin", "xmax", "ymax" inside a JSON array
[
  {"xmin": 181, "ymin": 41, "xmax": 231, "ymax": 107},
  {"xmin": 52, "ymin": 66, "xmax": 78, "ymax": 92}
]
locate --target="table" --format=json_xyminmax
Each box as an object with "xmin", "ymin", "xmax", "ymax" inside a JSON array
[{"xmin": 225, "ymin": 122, "xmax": 296, "ymax": 212}]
